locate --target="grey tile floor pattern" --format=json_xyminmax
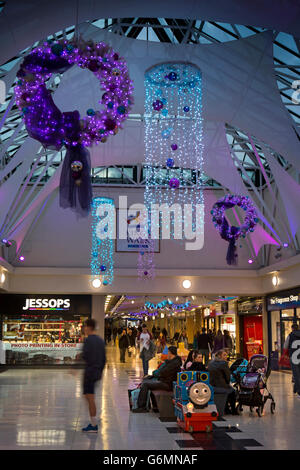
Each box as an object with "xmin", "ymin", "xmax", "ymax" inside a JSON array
[{"xmin": 0, "ymin": 345, "xmax": 299, "ymax": 450}]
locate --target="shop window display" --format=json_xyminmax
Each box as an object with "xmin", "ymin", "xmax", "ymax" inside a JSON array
[
  {"xmin": 2, "ymin": 314, "xmax": 87, "ymax": 365},
  {"xmin": 0, "ymin": 294, "xmax": 91, "ymax": 365}
]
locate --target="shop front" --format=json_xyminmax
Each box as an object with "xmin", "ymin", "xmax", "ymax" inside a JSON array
[
  {"xmin": 203, "ymin": 307, "xmax": 216, "ymax": 331},
  {"xmin": 238, "ymin": 297, "xmax": 264, "ymax": 360},
  {"xmin": 0, "ymin": 294, "xmax": 91, "ymax": 365},
  {"xmin": 218, "ymin": 300, "xmax": 238, "ymax": 353},
  {"xmin": 267, "ymin": 287, "xmax": 300, "ymax": 363}
]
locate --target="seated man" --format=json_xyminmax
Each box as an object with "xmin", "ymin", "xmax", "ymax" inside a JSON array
[
  {"xmin": 208, "ymin": 349, "xmax": 237, "ymax": 415},
  {"xmin": 133, "ymin": 346, "xmax": 182, "ymax": 413},
  {"xmin": 186, "ymin": 351, "xmax": 207, "ymax": 371}
]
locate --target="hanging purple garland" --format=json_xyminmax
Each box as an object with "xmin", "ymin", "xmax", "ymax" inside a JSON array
[
  {"xmin": 15, "ymin": 38, "xmax": 133, "ymax": 216},
  {"xmin": 211, "ymin": 195, "xmax": 258, "ymax": 265}
]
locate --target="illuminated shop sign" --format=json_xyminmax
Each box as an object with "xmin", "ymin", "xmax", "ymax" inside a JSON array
[
  {"xmin": 0, "ymin": 294, "xmax": 91, "ymax": 316},
  {"xmin": 22, "ymin": 298, "xmax": 71, "ymax": 311},
  {"xmin": 270, "ymin": 295, "xmax": 299, "ymax": 305}
]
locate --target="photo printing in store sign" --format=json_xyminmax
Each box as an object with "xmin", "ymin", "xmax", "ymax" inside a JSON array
[{"xmin": 22, "ymin": 298, "xmax": 71, "ymax": 311}]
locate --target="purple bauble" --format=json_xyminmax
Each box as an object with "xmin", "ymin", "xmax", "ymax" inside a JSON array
[
  {"xmin": 169, "ymin": 178, "xmax": 180, "ymax": 189},
  {"xmin": 144, "ymin": 271, "xmax": 148, "ymax": 276},
  {"xmin": 171, "ymin": 143, "xmax": 178, "ymax": 151},
  {"xmin": 152, "ymin": 100, "xmax": 164, "ymax": 111}
]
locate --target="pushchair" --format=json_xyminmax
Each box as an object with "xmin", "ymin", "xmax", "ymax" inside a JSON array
[
  {"xmin": 230, "ymin": 357, "xmax": 248, "ymax": 384},
  {"xmin": 233, "ymin": 354, "xmax": 276, "ymax": 417}
]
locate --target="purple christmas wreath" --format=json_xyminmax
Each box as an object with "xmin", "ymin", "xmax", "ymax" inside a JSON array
[
  {"xmin": 15, "ymin": 38, "xmax": 134, "ymax": 216},
  {"xmin": 211, "ymin": 195, "xmax": 258, "ymax": 265}
]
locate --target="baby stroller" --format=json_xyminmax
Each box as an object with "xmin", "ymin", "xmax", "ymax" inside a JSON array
[
  {"xmin": 234, "ymin": 354, "xmax": 276, "ymax": 417},
  {"xmin": 230, "ymin": 357, "xmax": 248, "ymax": 384}
]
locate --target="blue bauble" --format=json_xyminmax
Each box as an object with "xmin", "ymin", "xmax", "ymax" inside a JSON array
[
  {"xmin": 166, "ymin": 158, "xmax": 174, "ymax": 168},
  {"xmin": 103, "ymin": 280, "xmax": 108, "ymax": 285},
  {"xmin": 87, "ymin": 108, "xmax": 95, "ymax": 116},
  {"xmin": 100, "ymin": 265, "xmax": 107, "ymax": 272},
  {"xmin": 51, "ymin": 43, "xmax": 64, "ymax": 56},
  {"xmin": 117, "ymin": 105, "xmax": 126, "ymax": 115},
  {"xmin": 107, "ymin": 102, "xmax": 114, "ymax": 109},
  {"xmin": 183, "ymin": 106, "xmax": 190, "ymax": 112},
  {"xmin": 161, "ymin": 109, "xmax": 168, "ymax": 116},
  {"xmin": 168, "ymin": 72, "xmax": 177, "ymax": 81},
  {"xmin": 66, "ymin": 44, "xmax": 74, "ymax": 53},
  {"xmin": 161, "ymin": 129, "xmax": 171, "ymax": 139}
]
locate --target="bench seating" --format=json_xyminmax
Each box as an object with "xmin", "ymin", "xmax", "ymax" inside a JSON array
[{"xmin": 152, "ymin": 390, "xmax": 176, "ymax": 419}]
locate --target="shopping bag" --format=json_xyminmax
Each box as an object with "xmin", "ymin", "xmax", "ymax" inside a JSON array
[
  {"xmin": 278, "ymin": 348, "xmax": 291, "ymax": 368},
  {"xmin": 128, "ymin": 388, "xmax": 151, "ymax": 410}
]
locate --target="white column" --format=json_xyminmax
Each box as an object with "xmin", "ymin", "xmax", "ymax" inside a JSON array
[{"xmin": 92, "ymin": 295, "xmax": 106, "ymax": 339}]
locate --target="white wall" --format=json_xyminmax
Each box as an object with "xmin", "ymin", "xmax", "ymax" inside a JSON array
[{"xmin": 19, "ymin": 188, "xmax": 259, "ymax": 270}]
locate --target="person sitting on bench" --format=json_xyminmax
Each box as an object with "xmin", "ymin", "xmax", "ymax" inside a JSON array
[
  {"xmin": 186, "ymin": 351, "xmax": 207, "ymax": 371},
  {"xmin": 208, "ymin": 349, "xmax": 237, "ymax": 415},
  {"xmin": 133, "ymin": 346, "xmax": 182, "ymax": 413}
]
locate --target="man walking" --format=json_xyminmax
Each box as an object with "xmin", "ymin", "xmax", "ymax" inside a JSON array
[
  {"xmin": 82, "ymin": 319, "xmax": 106, "ymax": 433},
  {"xmin": 197, "ymin": 327, "xmax": 211, "ymax": 365},
  {"xmin": 119, "ymin": 328, "xmax": 130, "ymax": 363}
]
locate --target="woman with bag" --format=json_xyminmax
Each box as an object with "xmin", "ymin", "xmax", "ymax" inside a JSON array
[{"xmin": 137, "ymin": 324, "xmax": 154, "ymax": 376}]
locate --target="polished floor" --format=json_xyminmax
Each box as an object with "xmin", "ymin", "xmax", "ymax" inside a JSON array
[{"xmin": 0, "ymin": 345, "xmax": 299, "ymax": 450}]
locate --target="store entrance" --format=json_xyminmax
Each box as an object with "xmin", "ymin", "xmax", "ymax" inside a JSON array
[{"xmin": 243, "ymin": 315, "xmax": 263, "ymax": 360}]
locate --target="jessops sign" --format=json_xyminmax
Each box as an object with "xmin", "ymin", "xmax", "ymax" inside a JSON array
[
  {"xmin": 0, "ymin": 294, "xmax": 91, "ymax": 316},
  {"xmin": 22, "ymin": 298, "xmax": 71, "ymax": 311}
]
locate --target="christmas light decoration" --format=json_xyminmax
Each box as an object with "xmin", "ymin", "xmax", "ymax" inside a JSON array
[
  {"xmin": 145, "ymin": 299, "xmax": 191, "ymax": 310},
  {"xmin": 139, "ymin": 63, "xmax": 204, "ymax": 278},
  {"xmin": 91, "ymin": 197, "xmax": 115, "ymax": 285},
  {"xmin": 211, "ymin": 194, "xmax": 258, "ymax": 265},
  {"xmin": 15, "ymin": 38, "xmax": 133, "ymax": 215}
]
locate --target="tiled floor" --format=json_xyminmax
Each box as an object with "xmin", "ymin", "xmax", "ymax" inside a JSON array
[{"xmin": 0, "ymin": 345, "xmax": 299, "ymax": 450}]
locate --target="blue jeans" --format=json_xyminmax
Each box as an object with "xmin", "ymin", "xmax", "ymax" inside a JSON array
[
  {"xmin": 142, "ymin": 356, "xmax": 149, "ymax": 375},
  {"xmin": 291, "ymin": 362, "xmax": 300, "ymax": 394}
]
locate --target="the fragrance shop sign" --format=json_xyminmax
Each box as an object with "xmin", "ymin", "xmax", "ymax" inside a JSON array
[
  {"xmin": 268, "ymin": 293, "xmax": 300, "ymax": 310},
  {"xmin": 0, "ymin": 294, "xmax": 91, "ymax": 316}
]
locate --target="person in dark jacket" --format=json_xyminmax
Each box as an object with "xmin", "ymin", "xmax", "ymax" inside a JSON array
[
  {"xmin": 127, "ymin": 328, "xmax": 135, "ymax": 357},
  {"xmin": 81, "ymin": 319, "xmax": 106, "ymax": 433},
  {"xmin": 183, "ymin": 350, "xmax": 198, "ymax": 370},
  {"xmin": 223, "ymin": 330, "xmax": 233, "ymax": 352},
  {"xmin": 186, "ymin": 351, "xmax": 207, "ymax": 372},
  {"xmin": 285, "ymin": 324, "xmax": 300, "ymax": 397},
  {"xmin": 213, "ymin": 330, "xmax": 226, "ymax": 354},
  {"xmin": 133, "ymin": 346, "xmax": 182, "ymax": 412},
  {"xmin": 162, "ymin": 327, "xmax": 168, "ymax": 339},
  {"xmin": 208, "ymin": 349, "xmax": 237, "ymax": 414},
  {"xmin": 119, "ymin": 329, "xmax": 129, "ymax": 363},
  {"xmin": 197, "ymin": 328, "xmax": 211, "ymax": 365}
]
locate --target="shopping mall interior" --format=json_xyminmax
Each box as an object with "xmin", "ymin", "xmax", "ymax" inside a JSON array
[{"xmin": 1, "ymin": 0, "xmax": 300, "ymax": 456}]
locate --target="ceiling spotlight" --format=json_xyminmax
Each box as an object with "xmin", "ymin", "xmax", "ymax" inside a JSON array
[
  {"xmin": 19, "ymin": 255, "xmax": 25, "ymax": 262},
  {"xmin": 131, "ymin": 300, "xmax": 135, "ymax": 304},
  {"xmin": 283, "ymin": 243, "xmax": 289, "ymax": 248},
  {"xmin": 92, "ymin": 278, "xmax": 101, "ymax": 288},
  {"xmin": 272, "ymin": 275, "xmax": 279, "ymax": 287},
  {"xmin": 248, "ymin": 259, "xmax": 253, "ymax": 264},
  {"xmin": 182, "ymin": 279, "xmax": 191, "ymax": 289},
  {"xmin": 0, "ymin": 273, "xmax": 5, "ymax": 283}
]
